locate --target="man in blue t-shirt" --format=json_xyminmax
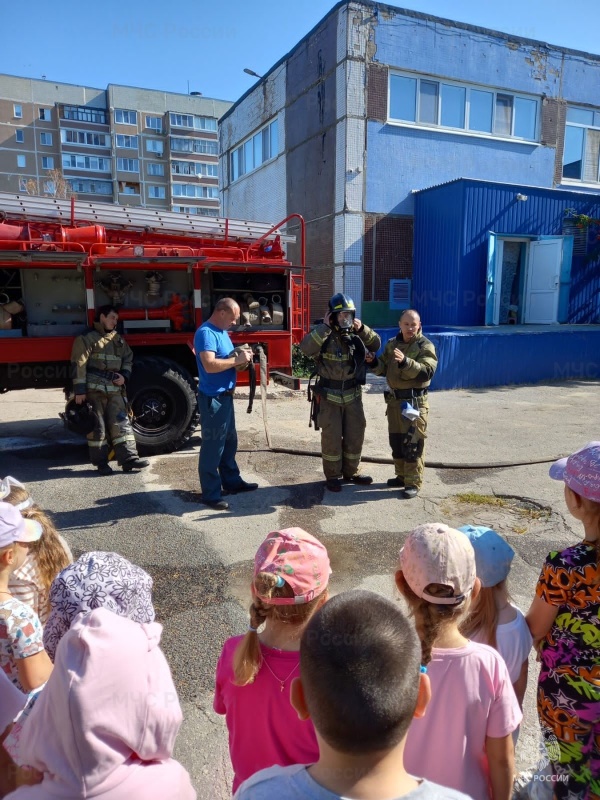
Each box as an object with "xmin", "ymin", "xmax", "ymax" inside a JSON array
[{"xmin": 194, "ymin": 297, "xmax": 258, "ymax": 510}]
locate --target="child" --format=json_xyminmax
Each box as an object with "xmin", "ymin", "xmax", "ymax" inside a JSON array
[
  {"xmin": 459, "ymin": 525, "xmax": 532, "ymax": 709},
  {"xmin": 526, "ymin": 442, "xmax": 600, "ymax": 800},
  {"xmin": 42, "ymin": 551, "xmax": 155, "ymax": 662},
  {"xmin": 234, "ymin": 590, "xmax": 471, "ymax": 799},
  {"xmin": 0, "ymin": 502, "xmax": 53, "ymax": 693},
  {"xmin": 214, "ymin": 527, "xmax": 330, "ymax": 793},
  {"xmin": 7, "ymin": 607, "xmax": 196, "ymax": 799},
  {"xmin": 1, "ymin": 477, "xmax": 72, "ymax": 626},
  {"xmin": 397, "ymin": 523, "xmax": 522, "ymax": 800}
]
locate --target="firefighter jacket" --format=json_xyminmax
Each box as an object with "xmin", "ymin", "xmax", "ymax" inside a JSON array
[
  {"xmin": 71, "ymin": 323, "xmax": 133, "ymax": 395},
  {"xmin": 372, "ymin": 332, "xmax": 437, "ymax": 391},
  {"xmin": 300, "ymin": 323, "xmax": 381, "ymax": 404}
]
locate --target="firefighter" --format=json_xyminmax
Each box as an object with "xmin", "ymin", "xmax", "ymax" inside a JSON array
[
  {"xmin": 371, "ymin": 309, "xmax": 437, "ymax": 498},
  {"xmin": 300, "ymin": 293, "xmax": 381, "ymax": 492},
  {"xmin": 71, "ymin": 305, "xmax": 149, "ymax": 475}
]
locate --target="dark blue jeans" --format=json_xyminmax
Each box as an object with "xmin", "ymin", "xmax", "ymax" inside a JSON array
[{"xmin": 197, "ymin": 392, "xmax": 242, "ymax": 501}]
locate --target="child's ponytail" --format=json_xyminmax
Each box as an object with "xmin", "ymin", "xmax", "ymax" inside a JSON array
[{"xmin": 460, "ymin": 585, "xmax": 500, "ymax": 648}]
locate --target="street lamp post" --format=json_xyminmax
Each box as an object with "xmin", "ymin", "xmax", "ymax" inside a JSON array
[{"xmin": 243, "ymin": 68, "xmax": 263, "ymax": 79}]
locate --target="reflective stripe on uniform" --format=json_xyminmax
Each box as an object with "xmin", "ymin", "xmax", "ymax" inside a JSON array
[
  {"xmin": 321, "ymin": 352, "xmax": 350, "ymax": 363},
  {"xmin": 343, "ymin": 451, "xmax": 362, "ymax": 460},
  {"xmin": 310, "ymin": 328, "xmax": 326, "ymax": 346},
  {"xmin": 112, "ymin": 434, "xmax": 136, "ymax": 446},
  {"xmin": 322, "ymin": 453, "xmax": 342, "ymax": 462},
  {"xmin": 323, "ymin": 389, "xmax": 361, "ymax": 405},
  {"xmin": 86, "ymin": 382, "xmax": 122, "ymax": 393},
  {"xmin": 88, "ymin": 439, "xmax": 106, "ymax": 447}
]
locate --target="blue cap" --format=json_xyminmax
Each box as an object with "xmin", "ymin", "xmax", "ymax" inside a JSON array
[{"xmin": 457, "ymin": 525, "xmax": 515, "ymax": 588}]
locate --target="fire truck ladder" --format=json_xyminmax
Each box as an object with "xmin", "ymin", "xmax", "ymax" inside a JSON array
[{"xmin": 0, "ymin": 191, "xmax": 296, "ymax": 245}]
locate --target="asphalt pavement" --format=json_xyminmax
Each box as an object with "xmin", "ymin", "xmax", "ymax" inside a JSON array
[{"xmin": 1, "ymin": 378, "xmax": 599, "ymax": 797}]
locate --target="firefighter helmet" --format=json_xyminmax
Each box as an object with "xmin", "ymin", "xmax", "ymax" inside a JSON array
[
  {"xmin": 328, "ymin": 293, "xmax": 355, "ymax": 329},
  {"xmin": 60, "ymin": 399, "xmax": 98, "ymax": 436}
]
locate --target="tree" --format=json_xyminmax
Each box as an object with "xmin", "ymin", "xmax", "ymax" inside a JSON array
[{"xmin": 25, "ymin": 169, "xmax": 75, "ymax": 199}]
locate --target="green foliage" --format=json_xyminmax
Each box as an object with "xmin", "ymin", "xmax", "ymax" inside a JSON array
[{"xmin": 292, "ymin": 344, "xmax": 314, "ymax": 377}]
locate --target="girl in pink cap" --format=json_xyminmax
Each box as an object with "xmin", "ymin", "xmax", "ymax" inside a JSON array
[
  {"xmin": 396, "ymin": 522, "xmax": 522, "ymax": 800},
  {"xmin": 214, "ymin": 528, "xmax": 331, "ymax": 793},
  {"xmin": 526, "ymin": 442, "xmax": 600, "ymax": 800}
]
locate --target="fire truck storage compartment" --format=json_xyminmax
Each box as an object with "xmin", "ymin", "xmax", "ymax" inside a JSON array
[
  {"xmin": 21, "ymin": 268, "xmax": 87, "ymax": 337},
  {"xmin": 205, "ymin": 271, "xmax": 287, "ymax": 331}
]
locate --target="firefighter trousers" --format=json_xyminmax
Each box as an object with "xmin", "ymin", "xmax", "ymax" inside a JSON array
[
  {"xmin": 86, "ymin": 390, "xmax": 138, "ymax": 467},
  {"xmin": 318, "ymin": 397, "xmax": 366, "ymax": 480},
  {"xmin": 386, "ymin": 396, "xmax": 429, "ymax": 489}
]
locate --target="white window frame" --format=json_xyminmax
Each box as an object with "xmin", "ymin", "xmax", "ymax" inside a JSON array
[
  {"xmin": 13, "ymin": 104, "xmax": 23, "ymax": 119},
  {"xmin": 171, "ymin": 159, "xmax": 218, "ymax": 177},
  {"xmin": 147, "ymin": 162, "xmax": 165, "ymax": 176},
  {"xmin": 17, "ymin": 155, "xmax": 26, "ymax": 168},
  {"xmin": 148, "ymin": 185, "xmax": 166, "ymax": 199},
  {"xmin": 145, "ymin": 115, "xmax": 163, "ymax": 131},
  {"xmin": 387, "ymin": 70, "xmax": 540, "ymax": 144},
  {"xmin": 42, "ymin": 156, "xmax": 54, "ymax": 170},
  {"xmin": 230, "ymin": 118, "xmax": 278, "ymax": 183},
  {"xmin": 117, "ymin": 158, "xmax": 140, "ymax": 172},
  {"xmin": 63, "ymin": 105, "xmax": 107, "ymax": 124},
  {"xmin": 115, "ymin": 109, "xmax": 137, "ymax": 125},
  {"xmin": 169, "ymin": 136, "xmax": 218, "ymax": 155},
  {"xmin": 40, "ymin": 132, "xmax": 53, "ymax": 146},
  {"xmin": 173, "ymin": 205, "xmax": 219, "ymax": 217},
  {"xmin": 62, "ymin": 154, "xmax": 111, "ymax": 172},
  {"xmin": 61, "ymin": 128, "xmax": 110, "ymax": 148},
  {"xmin": 18, "ymin": 178, "xmax": 27, "ymax": 191},
  {"xmin": 146, "ymin": 138, "xmax": 164, "ymax": 155},
  {"xmin": 172, "ymin": 183, "xmax": 219, "ymax": 199},
  {"xmin": 562, "ymin": 106, "xmax": 600, "ymax": 184},
  {"xmin": 68, "ymin": 178, "xmax": 113, "ymax": 195},
  {"xmin": 39, "ymin": 108, "xmax": 51, "ymax": 121},
  {"xmin": 15, "ymin": 129, "xmax": 24, "ymax": 143},
  {"xmin": 169, "ymin": 113, "xmax": 217, "ymax": 131},
  {"xmin": 116, "ymin": 134, "xmax": 139, "ymax": 149}
]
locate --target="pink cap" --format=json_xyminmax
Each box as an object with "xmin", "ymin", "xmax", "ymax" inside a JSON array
[
  {"xmin": 399, "ymin": 523, "xmax": 476, "ymax": 605},
  {"xmin": 254, "ymin": 528, "xmax": 331, "ymax": 605},
  {"xmin": 549, "ymin": 442, "xmax": 600, "ymax": 503},
  {"xmin": 0, "ymin": 501, "xmax": 42, "ymax": 548}
]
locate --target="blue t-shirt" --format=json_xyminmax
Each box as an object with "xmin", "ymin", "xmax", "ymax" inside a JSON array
[{"xmin": 194, "ymin": 322, "xmax": 236, "ymax": 396}]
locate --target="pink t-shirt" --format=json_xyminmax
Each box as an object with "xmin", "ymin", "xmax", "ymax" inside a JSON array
[
  {"xmin": 404, "ymin": 641, "xmax": 522, "ymax": 800},
  {"xmin": 214, "ymin": 635, "xmax": 318, "ymax": 793}
]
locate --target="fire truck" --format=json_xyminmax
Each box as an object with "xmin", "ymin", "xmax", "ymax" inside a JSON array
[{"xmin": 0, "ymin": 191, "xmax": 309, "ymax": 454}]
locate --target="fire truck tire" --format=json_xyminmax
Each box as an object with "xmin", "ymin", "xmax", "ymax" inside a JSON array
[{"xmin": 128, "ymin": 356, "xmax": 199, "ymax": 455}]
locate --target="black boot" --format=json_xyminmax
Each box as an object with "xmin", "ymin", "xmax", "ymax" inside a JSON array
[
  {"xmin": 325, "ymin": 478, "xmax": 343, "ymax": 493},
  {"xmin": 122, "ymin": 458, "xmax": 150, "ymax": 473},
  {"xmin": 97, "ymin": 463, "xmax": 113, "ymax": 476}
]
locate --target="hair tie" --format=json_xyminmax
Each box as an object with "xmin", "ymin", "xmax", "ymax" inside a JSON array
[
  {"xmin": 420, "ymin": 665, "xmax": 428, "ymax": 674},
  {"xmin": 275, "ymin": 575, "xmax": 285, "ymax": 588},
  {"xmin": 248, "ymin": 626, "xmax": 258, "ymax": 633},
  {"xmin": 0, "ymin": 475, "xmax": 27, "ymax": 501},
  {"xmin": 15, "ymin": 498, "xmax": 34, "ymax": 511}
]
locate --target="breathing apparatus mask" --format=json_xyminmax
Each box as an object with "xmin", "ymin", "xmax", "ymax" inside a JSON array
[
  {"xmin": 328, "ymin": 293, "xmax": 356, "ymax": 332},
  {"xmin": 335, "ymin": 311, "xmax": 354, "ymax": 330}
]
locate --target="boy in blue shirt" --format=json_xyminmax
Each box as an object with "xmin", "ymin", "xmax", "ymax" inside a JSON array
[{"xmin": 194, "ymin": 298, "xmax": 258, "ymax": 510}]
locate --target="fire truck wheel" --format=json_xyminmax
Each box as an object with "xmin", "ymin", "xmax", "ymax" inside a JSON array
[{"xmin": 128, "ymin": 356, "xmax": 199, "ymax": 455}]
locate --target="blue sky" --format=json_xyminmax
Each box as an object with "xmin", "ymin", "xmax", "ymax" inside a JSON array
[{"xmin": 1, "ymin": 0, "xmax": 597, "ymax": 103}]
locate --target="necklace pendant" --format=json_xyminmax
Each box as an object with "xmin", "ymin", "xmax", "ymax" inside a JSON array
[{"xmin": 280, "ymin": 682, "xmax": 285, "ymax": 692}]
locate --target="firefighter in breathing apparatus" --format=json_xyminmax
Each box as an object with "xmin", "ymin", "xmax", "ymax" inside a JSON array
[
  {"xmin": 70, "ymin": 305, "xmax": 149, "ymax": 475},
  {"xmin": 300, "ymin": 293, "xmax": 381, "ymax": 492},
  {"xmin": 370, "ymin": 309, "xmax": 437, "ymax": 499}
]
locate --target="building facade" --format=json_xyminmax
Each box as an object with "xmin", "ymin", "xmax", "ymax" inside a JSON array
[
  {"xmin": 0, "ymin": 74, "xmax": 231, "ymax": 216},
  {"xmin": 219, "ymin": 1, "xmax": 600, "ymax": 324}
]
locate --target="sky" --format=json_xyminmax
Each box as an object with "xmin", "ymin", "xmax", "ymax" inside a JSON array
[{"xmin": 1, "ymin": 0, "xmax": 598, "ymax": 103}]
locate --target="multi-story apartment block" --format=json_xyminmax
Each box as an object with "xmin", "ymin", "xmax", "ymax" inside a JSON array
[{"xmin": 0, "ymin": 74, "xmax": 231, "ymax": 215}]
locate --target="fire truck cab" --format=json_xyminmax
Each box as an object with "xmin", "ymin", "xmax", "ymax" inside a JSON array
[{"xmin": 0, "ymin": 192, "xmax": 309, "ymax": 453}]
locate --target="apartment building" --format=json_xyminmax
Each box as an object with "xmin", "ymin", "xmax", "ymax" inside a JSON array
[{"xmin": 0, "ymin": 74, "xmax": 231, "ymax": 215}]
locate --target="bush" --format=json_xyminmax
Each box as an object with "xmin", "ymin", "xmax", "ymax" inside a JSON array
[{"xmin": 292, "ymin": 344, "xmax": 315, "ymax": 378}]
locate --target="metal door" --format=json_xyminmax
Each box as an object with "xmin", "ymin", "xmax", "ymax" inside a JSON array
[{"xmin": 524, "ymin": 240, "xmax": 562, "ymax": 324}]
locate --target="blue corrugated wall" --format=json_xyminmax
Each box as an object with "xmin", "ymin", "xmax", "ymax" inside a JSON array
[{"xmin": 413, "ymin": 179, "xmax": 600, "ymax": 325}]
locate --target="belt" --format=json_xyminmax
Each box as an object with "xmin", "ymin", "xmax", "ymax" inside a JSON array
[
  {"xmin": 87, "ymin": 367, "xmax": 119, "ymax": 381},
  {"xmin": 317, "ymin": 377, "xmax": 358, "ymax": 390},
  {"xmin": 388, "ymin": 388, "xmax": 428, "ymax": 399}
]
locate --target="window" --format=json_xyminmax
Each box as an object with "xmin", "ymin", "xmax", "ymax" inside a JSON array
[
  {"xmin": 117, "ymin": 158, "xmax": 139, "ymax": 172},
  {"xmin": 39, "ymin": 108, "xmax": 51, "ymax": 121},
  {"xmin": 116, "ymin": 134, "xmax": 138, "ymax": 149},
  {"xmin": 148, "ymin": 186, "xmax": 166, "ymax": 199},
  {"xmin": 17, "ymin": 155, "xmax": 26, "ymax": 168},
  {"xmin": 63, "ymin": 105, "xmax": 107, "ymax": 124},
  {"xmin": 19, "ymin": 178, "xmax": 27, "ymax": 191},
  {"xmin": 42, "ymin": 156, "xmax": 54, "ymax": 169},
  {"xmin": 171, "ymin": 160, "xmax": 218, "ymax": 177},
  {"xmin": 119, "ymin": 181, "xmax": 140, "ymax": 195},
  {"xmin": 230, "ymin": 119, "xmax": 278, "ymax": 182},
  {"xmin": 68, "ymin": 179, "xmax": 112, "ymax": 195},
  {"xmin": 146, "ymin": 138, "xmax": 164, "ymax": 155},
  {"xmin": 115, "ymin": 109, "xmax": 137, "ymax": 125},
  {"xmin": 62, "ymin": 154, "xmax": 111, "ymax": 172},
  {"xmin": 61, "ymin": 129, "xmax": 109, "ymax": 147},
  {"xmin": 169, "ymin": 113, "xmax": 217, "ymax": 131},
  {"xmin": 13, "ymin": 104, "xmax": 22, "ymax": 119},
  {"xmin": 44, "ymin": 181, "xmax": 56, "ymax": 194},
  {"xmin": 147, "ymin": 162, "xmax": 164, "ymax": 176},
  {"xmin": 173, "ymin": 205, "xmax": 219, "ymax": 216},
  {"xmin": 170, "ymin": 137, "xmax": 218, "ymax": 155},
  {"xmin": 172, "ymin": 183, "xmax": 219, "ymax": 198},
  {"xmin": 562, "ymin": 106, "xmax": 600, "ymax": 183},
  {"xmin": 389, "ymin": 72, "xmax": 538, "ymax": 141},
  {"xmin": 40, "ymin": 132, "xmax": 53, "ymax": 146},
  {"xmin": 15, "ymin": 130, "xmax": 24, "ymax": 143},
  {"xmin": 145, "ymin": 115, "xmax": 163, "ymax": 131}
]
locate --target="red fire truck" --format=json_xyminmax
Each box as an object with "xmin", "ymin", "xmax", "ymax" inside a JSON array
[{"xmin": 0, "ymin": 191, "xmax": 309, "ymax": 454}]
